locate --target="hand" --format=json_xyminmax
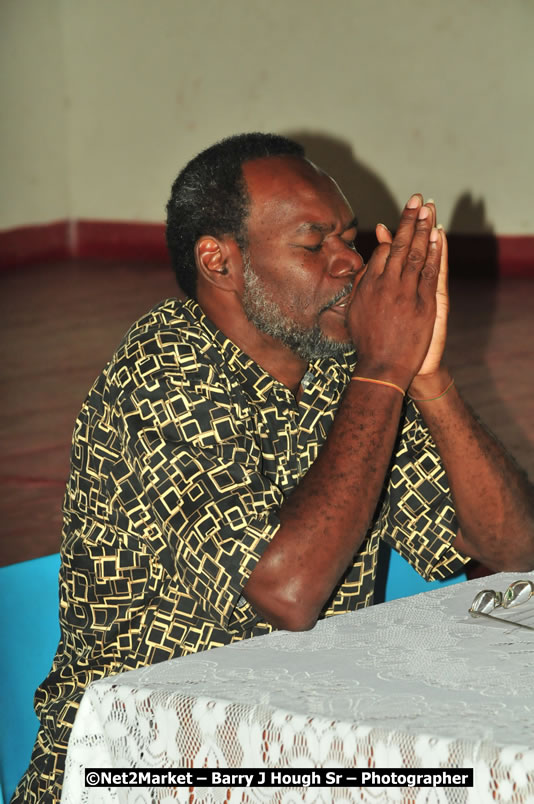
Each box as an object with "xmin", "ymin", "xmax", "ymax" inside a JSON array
[
  {"xmin": 346, "ymin": 194, "xmax": 442, "ymax": 389},
  {"xmin": 375, "ymin": 204, "xmax": 449, "ymax": 382}
]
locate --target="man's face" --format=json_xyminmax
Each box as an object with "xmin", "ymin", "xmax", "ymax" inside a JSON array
[{"xmin": 240, "ymin": 156, "xmax": 364, "ymax": 362}]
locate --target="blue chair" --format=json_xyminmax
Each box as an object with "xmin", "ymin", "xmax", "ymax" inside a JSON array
[
  {"xmin": 0, "ymin": 553, "xmax": 61, "ymax": 803},
  {"xmin": 384, "ymin": 545, "xmax": 466, "ymax": 601}
]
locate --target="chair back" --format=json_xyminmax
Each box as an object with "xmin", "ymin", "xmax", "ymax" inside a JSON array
[
  {"xmin": 384, "ymin": 545, "xmax": 466, "ymax": 601},
  {"xmin": 0, "ymin": 553, "xmax": 61, "ymax": 803}
]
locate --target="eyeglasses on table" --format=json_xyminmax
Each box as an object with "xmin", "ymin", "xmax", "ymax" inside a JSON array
[{"xmin": 469, "ymin": 580, "xmax": 534, "ymax": 631}]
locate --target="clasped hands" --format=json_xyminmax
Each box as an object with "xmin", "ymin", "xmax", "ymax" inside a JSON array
[{"xmin": 347, "ymin": 194, "xmax": 450, "ymax": 397}]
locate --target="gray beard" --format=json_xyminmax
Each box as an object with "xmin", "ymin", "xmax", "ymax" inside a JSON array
[{"xmin": 241, "ymin": 254, "xmax": 353, "ymax": 362}]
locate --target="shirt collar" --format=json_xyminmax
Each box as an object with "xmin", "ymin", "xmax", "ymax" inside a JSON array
[{"xmin": 181, "ymin": 297, "xmax": 354, "ymax": 402}]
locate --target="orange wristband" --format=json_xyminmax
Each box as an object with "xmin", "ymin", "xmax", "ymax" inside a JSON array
[{"xmin": 351, "ymin": 376, "xmax": 405, "ymax": 397}]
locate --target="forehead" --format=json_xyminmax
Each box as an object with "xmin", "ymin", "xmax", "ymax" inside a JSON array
[{"xmin": 242, "ymin": 155, "xmax": 354, "ymax": 233}]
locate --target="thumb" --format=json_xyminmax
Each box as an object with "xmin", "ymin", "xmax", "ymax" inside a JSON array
[{"xmin": 375, "ymin": 222, "xmax": 393, "ymax": 245}]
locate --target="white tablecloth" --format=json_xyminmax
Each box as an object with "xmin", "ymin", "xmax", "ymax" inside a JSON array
[{"xmin": 62, "ymin": 571, "xmax": 534, "ymax": 803}]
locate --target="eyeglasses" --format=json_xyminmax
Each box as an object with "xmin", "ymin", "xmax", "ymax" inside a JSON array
[{"xmin": 469, "ymin": 580, "xmax": 534, "ymax": 631}]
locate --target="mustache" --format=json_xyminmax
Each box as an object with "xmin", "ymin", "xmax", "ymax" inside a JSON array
[{"xmin": 320, "ymin": 283, "xmax": 354, "ymax": 313}]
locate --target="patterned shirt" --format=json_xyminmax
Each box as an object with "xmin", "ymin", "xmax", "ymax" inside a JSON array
[{"xmin": 14, "ymin": 297, "xmax": 469, "ymax": 803}]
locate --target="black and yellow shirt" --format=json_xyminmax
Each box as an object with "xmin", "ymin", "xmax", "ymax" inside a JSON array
[{"xmin": 14, "ymin": 297, "xmax": 469, "ymax": 803}]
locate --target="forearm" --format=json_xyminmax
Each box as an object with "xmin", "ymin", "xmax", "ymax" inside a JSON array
[
  {"xmin": 244, "ymin": 196, "xmax": 445, "ymax": 629},
  {"xmin": 243, "ymin": 374, "xmax": 406, "ymax": 629},
  {"xmin": 410, "ymin": 370, "xmax": 534, "ymax": 571}
]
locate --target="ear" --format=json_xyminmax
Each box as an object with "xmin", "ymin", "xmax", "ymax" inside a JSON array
[{"xmin": 195, "ymin": 235, "xmax": 242, "ymax": 292}]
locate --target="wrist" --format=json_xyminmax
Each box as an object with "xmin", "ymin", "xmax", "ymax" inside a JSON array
[
  {"xmin": 352, "ymin": 361, "xmax": 413, "ymax": 392},
  {"xmin": 408, "ymin": 368, "xmax": 453, "ymax": 401}
]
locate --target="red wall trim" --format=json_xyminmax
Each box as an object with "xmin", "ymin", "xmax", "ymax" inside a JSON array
[
  {"xmin": 1, "ymin": 220, "xmax": 533, "ymax": 278},
  {"xmin": 74, "ymin": 220, "xmax": 168, "ymax": 261},
  {"xmin": 0, "ymin": 220, "xmax": 168, "ymax": 269},
  {"xmin": 0, "ymin": 221, "xmax": 71, "ymax": 267},
  {"xmin": 497, "ymin": 236, "xmax": 534, "ymax": 278}
]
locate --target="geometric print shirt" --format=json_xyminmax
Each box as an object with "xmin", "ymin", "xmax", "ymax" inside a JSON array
[{"xmin": 14, "ymin": 296, "xmax": 469, "ymax": 803}]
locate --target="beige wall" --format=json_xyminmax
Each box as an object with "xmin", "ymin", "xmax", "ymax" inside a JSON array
[
  {"xmin": 0, "ymin": 0, "xmax": 69, "ymax": 228},
  {"xmin": 2, "ymin": 0, "xmax": 533, "ymax": 233}
]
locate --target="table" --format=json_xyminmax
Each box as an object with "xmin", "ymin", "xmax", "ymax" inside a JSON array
[{"xmin": 61, "ymin": 571, "xmax": 534, "ymax": 803}]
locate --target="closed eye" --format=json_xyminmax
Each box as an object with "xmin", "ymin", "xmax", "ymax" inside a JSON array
[
  {"xmin": 342, "ymin": 224, "xmax": 358, "ymax": 250},
  {"xmin": 302, "ymin": 237, "xmax": 357, "ymax": 253}
]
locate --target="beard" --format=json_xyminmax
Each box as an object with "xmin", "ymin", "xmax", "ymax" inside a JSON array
[{"xmin": 241, "ymin": 254, "xmax": 354, "ymax": 362}]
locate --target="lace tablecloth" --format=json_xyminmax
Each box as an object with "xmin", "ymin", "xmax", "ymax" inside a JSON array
[{"xmin": 61, "ymin": 571, "xmax": 534, "ymax": 803}]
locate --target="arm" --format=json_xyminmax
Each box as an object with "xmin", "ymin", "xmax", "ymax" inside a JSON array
[
  {"xmin": 395, "ymin": 223, "xmax": 534, "ymax": 571},
  {"xmin": 409, "ymin": 369, "xmax": 534, "ymax": 571},
  {"xmin": 243, "ymin": 197, "xmax": 447, "ymax": 629}
]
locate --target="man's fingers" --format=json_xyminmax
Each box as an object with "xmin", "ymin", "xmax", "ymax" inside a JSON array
[
  {"xmin": 366, "ymin": 223, "xmax": 393, "ymax": 277},
  {"xmin": 370, "ymin": 197, "xmax": 439, "ymax": 284},
  {"xmin": 426, "ymin": 200, "xmax": 437, "ymax": 229},
  {"xmin": 400, "ymin": 203, "xmax": 435, "ymax": 282},
  {"xmin": 437, "ymin": 226, "xmax": 449, "ymax": 297},
  {"xmin": 418, "ymin": 226, "xmax": 442, "ymax": 298},
  {"xmin": 375, "ymin": 222, "xmax": 393, "ymax": 245},
  {"xmin": 382, "ymin": 193, "xmax": 423, "ymax": 275},
  {"xmin": 365, "ymin": 241, "xmax": 391, "ymax": 277}
]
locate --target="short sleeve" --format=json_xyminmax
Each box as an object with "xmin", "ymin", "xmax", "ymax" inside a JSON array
[
  {"xmin": 115, "ymin": 365, "xmax": 284, "ymax": 628},
  {"xmin": 376, "ymin": 400, "xmax": 470, "ymax": 580}
]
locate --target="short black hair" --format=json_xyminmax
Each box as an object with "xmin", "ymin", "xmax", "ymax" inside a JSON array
[{"xmin": 166, "ymin": 132, "xmax": 305, "ymax": 298}]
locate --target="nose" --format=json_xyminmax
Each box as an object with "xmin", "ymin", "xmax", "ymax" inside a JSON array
[{"xmin": 328, "ymin": 245, "xmax": 364, "ymax": 279}]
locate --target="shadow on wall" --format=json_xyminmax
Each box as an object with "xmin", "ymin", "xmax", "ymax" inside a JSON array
[
  {"xmin": 446, "ymin": 192, "xmax": 499, "ymax": 437},
  {"xmin": 286, "ymin": 130, "xmax": 501, "ymax": 280},
  {"xmin": 446, "ymin": 191, "xmax": 499, "ymax": 406},
  {"xmin": 447, "ymin": 192, "xmax": 499, "ymax": 280}
]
